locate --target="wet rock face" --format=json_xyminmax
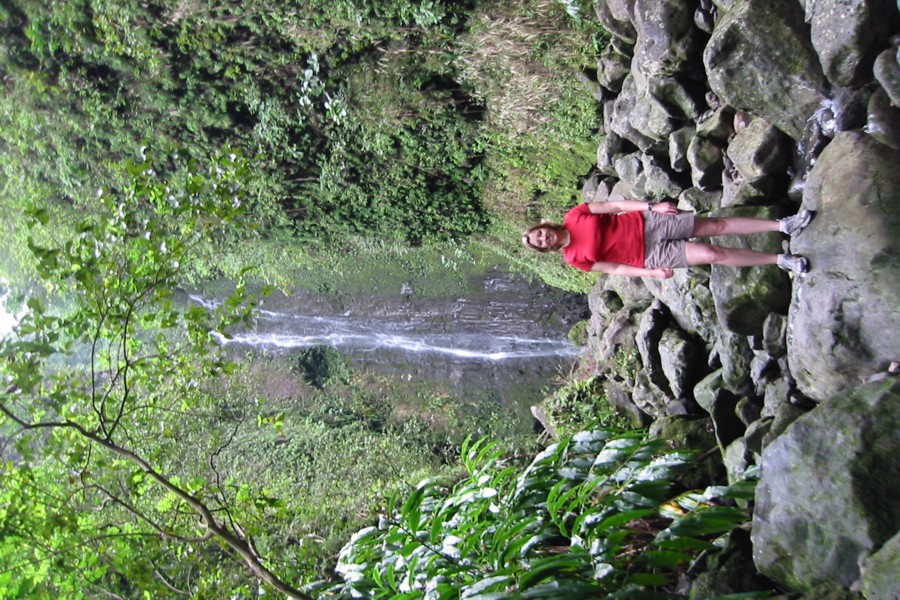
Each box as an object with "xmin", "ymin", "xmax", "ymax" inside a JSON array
[
  {"xmin": 709, "ymin": 206, "xmax": 791, "ymax": 337},
  {"xmin": 806, "ymin": 0, "xmax": 898, "ymax": 87},
  {"xmin": 703, "ymin": 0, "xmax": 829, "ymax": 140},
  {"xmin": 752, "ymin": 379, "xmax": 900, "ymax": 590},
  {"xmin": 874, "ymin": 46, "xmax": 900, "ymax": 105},
  {"xmin": 574, "ymin": 0, "xmax": 900, "ymax": 595},
  {"xmin": 788, "ymin": 131, "xmax": 900, "ymax": 401}
]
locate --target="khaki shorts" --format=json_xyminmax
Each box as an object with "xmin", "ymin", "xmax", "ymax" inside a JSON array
[{"xmin": 643, "ymin": 211, "xmax": 695, "ymax": 268}]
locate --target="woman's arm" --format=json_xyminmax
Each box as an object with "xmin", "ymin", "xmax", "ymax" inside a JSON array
[
  {"xmin": 586, "ymin": 200, "xmax": 678, "ymax": 215},
  {"xmin": 590, "ymin": 262, "xmax": 674, "ymax": 279}
]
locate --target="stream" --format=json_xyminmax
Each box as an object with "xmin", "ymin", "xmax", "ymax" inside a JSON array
[{"xmin": 188, "ymin": 267, "xmax": 589, "ymax": 429}]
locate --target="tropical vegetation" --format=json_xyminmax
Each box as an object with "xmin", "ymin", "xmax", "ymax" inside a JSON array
[{"xmin": 0, "ymin": 0, "xmax": 757, "ymax": 597}]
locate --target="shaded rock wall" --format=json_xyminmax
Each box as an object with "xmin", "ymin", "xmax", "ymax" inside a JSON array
[{"xmin": 570, "ymin": 0, "xmax": 900, "ymax": 595}]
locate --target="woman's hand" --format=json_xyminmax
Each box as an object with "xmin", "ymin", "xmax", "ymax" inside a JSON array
[
  {"xmin": 650, "ymin": 202, "xmax": 678, "ymax": 215},
  {"xmin": 652, "ymin": 267, "xmax": 675, "ymax": 279}
]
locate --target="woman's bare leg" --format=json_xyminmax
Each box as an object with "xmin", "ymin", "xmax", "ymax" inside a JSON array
[
  {"xmin": 685, "ymin": 242, "xmax": 778, "ymax": 267},
  {"xmin": 692, "ymin": 216, "xmax": 780, "ymax": 238}
]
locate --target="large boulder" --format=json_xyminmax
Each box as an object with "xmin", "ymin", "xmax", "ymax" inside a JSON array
[
  {"xmin": 752, "ymin": 378, "xmax": 900, "ymax": 591},
  {"xmin": 861, "ymin": 529, "xmax": 900, "ymax": 600},
  {"xmin": 606, "ymin": 0, "xmax": 637, "ymax": 25},
  {"xmin": 628, "ymin": 94, "xmax": 679, "ymax": 143},
  {"xmin": 874, "ymin": 46, "xmax": 900, "ymax": 107},
  {"xmin": 636, "ymin": 300, "xmax": 674, "ymax": 398},
  {"xmin": 788, "ymin": 131, "xmax": 900, "ymax": 402},
  {"xmin": 597, "ymin": 130, "xmax": 628, "ymax": 177},
  {"xmin": 669, "ymin": 126, "xmax": 696, "ymax": 172},
  {"xmin": 694, "ymin": 369, "xmax": 746, "ymax": 452},
  {"xmin": 644, "ymin": 268, "xmax": 719, "ymax": 341},
  {"xmin": 715, "ymin": 327, "xmax": 755, "ymax": 392},
  {"xmin": 725, "ymin": 117, "xmax": 791, "ymax": 191},
  {"xmin": 867, "ymin": 87, "xmax": 900, "ymax": 150},
  {"xmin": 703, "ymin": 0, "xmax": 830, "ymax": 139},
  {"xmin": 641, "ymin": 154, "xmax": 686, "ymax": 199},
  {"xmin": 598, "ymin": 42, "xmax": 633, "ymax": 92},
  {"xmin": 595, "ymin": 0, "xmax": 637, "ymax": 43},
  {"xmin": 658, "ymin": 327, "xmax": 704, "ymax": 400},
  {"xmin": 632, "ymin": 0, "xmax": 705, "ymax": 84},
  {"xmin": 688, "ymin": 133, "xmax": 726, "ymax": 190},
  {"xmin": 709, "ymin": 207, "xmax": 791, "ymax": 336},
  {"xmin": 805, "ymin": 0, "xmax": 898, "ymax": 87},
  {"xmin": 608, "ymin": 74, "xmax": 667, "ymax": 152}
]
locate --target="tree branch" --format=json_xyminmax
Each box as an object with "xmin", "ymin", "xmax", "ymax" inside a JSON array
[{"xmin": 0, "ymin": 401, "xmax": 312, "ymax": 599}]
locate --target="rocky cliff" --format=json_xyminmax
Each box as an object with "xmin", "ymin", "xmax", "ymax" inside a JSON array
[{"xmin": 575, "ymin": 0, "xmax": 900, "ymax": 597}]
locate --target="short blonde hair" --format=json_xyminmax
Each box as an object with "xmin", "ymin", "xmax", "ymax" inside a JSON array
[{"xmin": 521, "ymin": 221, "xmax": 565, "ymax": 252}]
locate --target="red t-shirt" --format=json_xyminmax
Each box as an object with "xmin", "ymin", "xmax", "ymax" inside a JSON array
[{"xmin": 562, "ymin": 203, "xmax": 645, "ymax": 271}]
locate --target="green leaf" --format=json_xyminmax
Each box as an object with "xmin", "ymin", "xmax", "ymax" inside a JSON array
[
  {"xmin": 517, "ymin": 554, "xmax": 586, "ymax": 589},
  {"xmin": 461, "ymin": 575, "xmax": 515, "ymax": 598},
  {"xmin": 653, "ymin": 537, "xmax": 718, "ymax": 552},
  {"xmin": 402, "ymin": 486, "xmax": 426, "ymax": 532},
  {"xmin": 625, "ymin": 572, "xmax": 670, "ymax": 586},
  {"xmin": 582, "ymin": 508, "xmax": 655, "ymax": 536},
  {"xmin": 634, "ymin": 550, "xmax": 692, "ymax": 570}
]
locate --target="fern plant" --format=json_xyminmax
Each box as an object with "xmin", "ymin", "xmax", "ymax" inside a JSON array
[{"xmin": 319, "ymin": 430, "xmax": 763, "ymax": 599}]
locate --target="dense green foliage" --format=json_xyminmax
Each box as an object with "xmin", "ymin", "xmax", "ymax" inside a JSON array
[
  {"xmin": 544, "ymin": 376, "xmax": 633, "ymax": 437},
  {"xmin": 0, "ymin": 154, "xmax": 310, "ymax": 597},
  {"xmin": 217, "ymin": 352, "xmax": 536, "ymax": 581},
  {"xmin": 296, "ymin": 345, "xmax": 352, "ymax": 388},
  {"xmin": 0, "ymin": 0, "xmax": 603, "ymax": 293},
  {"xmin": 324, "ymin": 431, "xmax": 761, "ymax": 598},
  {"xmin": 0, "ymin": 1, "xmax": 723, "ymax": 597},
  {"xmin": 0, "ymin": 0, "xmax": 487, "ymax": 242},
  {"xmin": 0, "ymin": 157, "xmax": 536, "ymax": 596}
]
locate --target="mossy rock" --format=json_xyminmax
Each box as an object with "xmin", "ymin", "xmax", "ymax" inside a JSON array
[
  {"xmin": 650, "ymin": 416, "xmax": 723, "ymax": 488},
  {"xmin": 567, "ymin": 320, "xmax": 589, "ymax": 346},
  {"xmin": 689, "ymin": 530, "xmax": 777, "ymax": 599}
]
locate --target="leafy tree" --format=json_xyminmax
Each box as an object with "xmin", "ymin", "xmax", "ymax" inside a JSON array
[
  {"xmin": 0, "ymin": 0, "xmax": 491, "ymax": 254},
  {"xmin": 295, "ymin": 346, "xmax": 352, "ymax": 389},
  {"xmin": 0, "ymin": 152, "xmax": 313, "ymax": 598}
]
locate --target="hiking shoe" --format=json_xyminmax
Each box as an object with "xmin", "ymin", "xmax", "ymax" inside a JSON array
[
  {"xmin": 777, "ymin": 253, "xmax": 809, "ymax": 274},
  {"xmin": 778, "ymin": 209, "xmax": 814, "ymax": 236}
]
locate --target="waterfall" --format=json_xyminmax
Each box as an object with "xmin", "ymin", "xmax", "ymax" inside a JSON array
[
  {"xmin": 184, "ymin": 270, "xmax": 587, "ymax": 410},
  {"xmin": 0, "ymin": 288, "xmax": 25, "ymax": 341},
  {"xmin": 191, "ymin": 294, "xmax": 581, "ymax": 362}
]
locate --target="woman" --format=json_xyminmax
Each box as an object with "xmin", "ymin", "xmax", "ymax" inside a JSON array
[{"xmin": 522, "ymin": 200, "xmax": 812, "ymax": 279}]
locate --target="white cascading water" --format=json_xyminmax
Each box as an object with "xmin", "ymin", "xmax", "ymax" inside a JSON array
[
  {"xmin": 190, "ymin": 294, "xmax": 581, "ymax": 362},
  {"xmin": 0, "ymin": 288, "xmax": 25, "ymax": 341}
]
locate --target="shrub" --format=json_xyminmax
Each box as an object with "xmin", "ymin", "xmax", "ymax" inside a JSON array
[
  {"xmin": 567, "ymin": 320, "xmax": 589, "ymax": 345},
  {"xmin": 544, "ymin": 376, "xmax": 632, "ymax": 437},
  {"xmin": 295, "ymin": 345, "xmax": 352, "ymax": 389},
  {"xmin": 322, "ymin": 430, "xmax": 760, "ymax": 598}
]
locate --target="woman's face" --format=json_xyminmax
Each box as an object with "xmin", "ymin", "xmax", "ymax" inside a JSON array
[{"xmin": 527, "ymin": 226, "xmax": 561, "ymax": 250}]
